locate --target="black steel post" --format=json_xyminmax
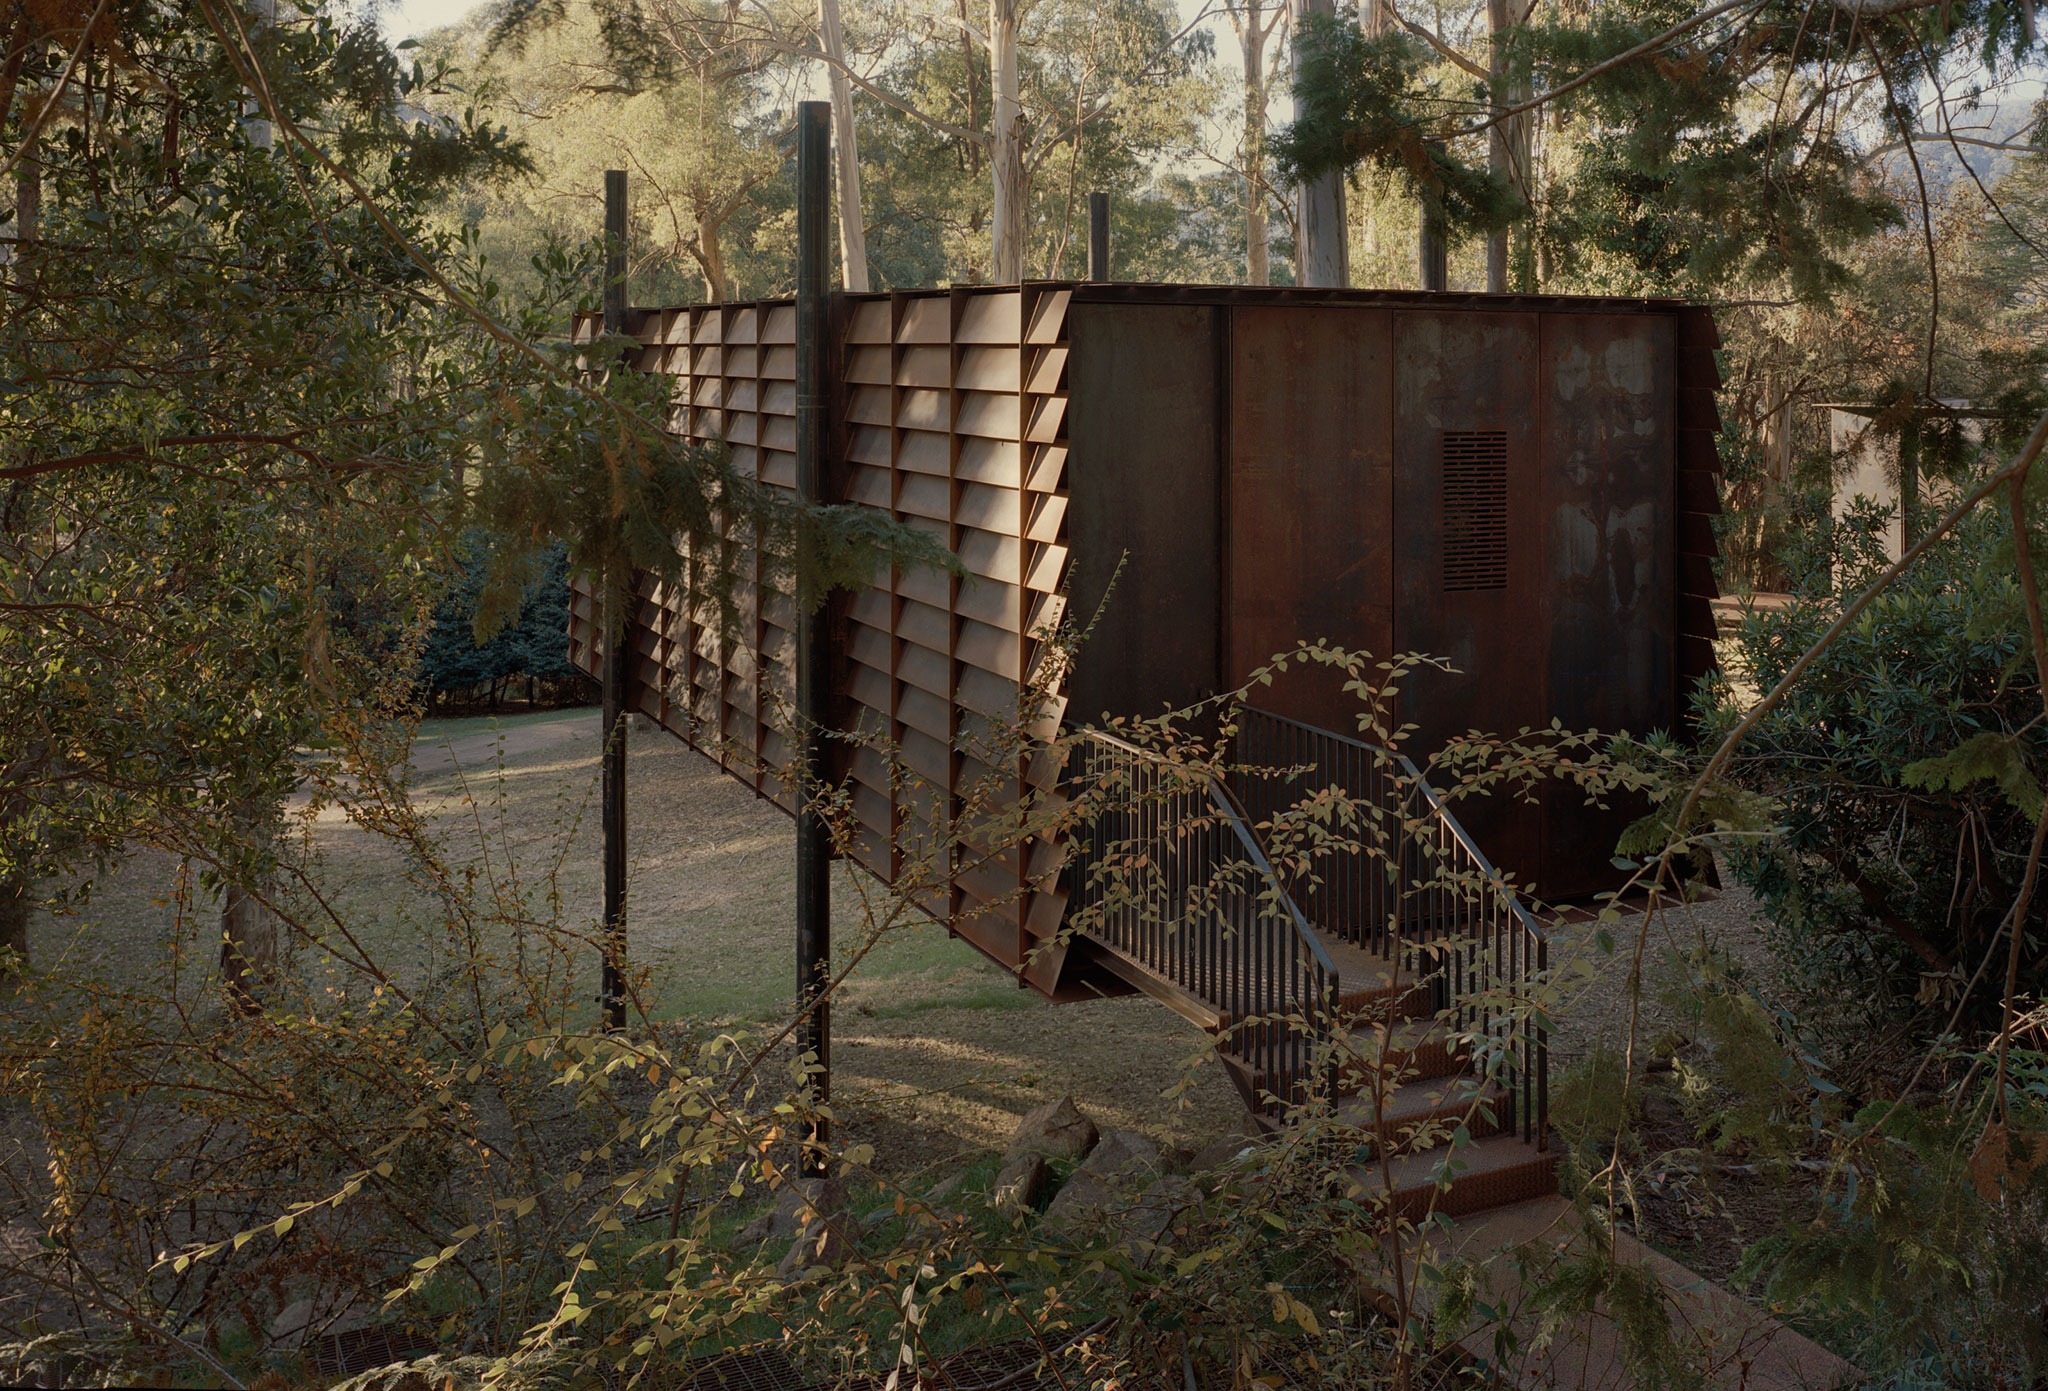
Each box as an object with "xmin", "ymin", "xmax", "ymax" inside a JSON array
[
  {"xmin": 1087, "ymin": 192, "xmax": 1110, "ymax": 282},
  {"xmin": 600, "ymin": 168, "xmax": 630, "ymax": 1033},
  {"xmin": 794, "ymin": 102, "xmax": 833, "ymax": 1176}
]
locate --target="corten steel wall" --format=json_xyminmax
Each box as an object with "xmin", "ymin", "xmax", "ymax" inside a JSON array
[
  {"xmin": 569, "ymin": 284, "xmax": 1724, "ymax": 980},
  {"xmin": 1059, "ymin": 286, "xmax": 1723, "ymax": 901},
  {"xmin": 568, "ymin": 286, "xmax": 1089, "ymax": 997}
]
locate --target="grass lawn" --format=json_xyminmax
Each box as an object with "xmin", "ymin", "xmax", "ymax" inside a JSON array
[{"xmin": 21, "ymin": 706, "xmax": 1250, "ymax": 1174}]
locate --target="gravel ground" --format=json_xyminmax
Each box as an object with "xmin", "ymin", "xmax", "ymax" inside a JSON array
[{"xmin": 1542, "ymin": 876, "xmax": 1782, "ymax": 1072}]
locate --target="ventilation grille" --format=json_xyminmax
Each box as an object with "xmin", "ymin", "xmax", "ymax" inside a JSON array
[{"xmin": 1441, "ymin": 430, "xmax": 1509, "ymax": 592}]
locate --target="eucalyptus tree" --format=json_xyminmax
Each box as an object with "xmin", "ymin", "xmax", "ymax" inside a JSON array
[
  {"xmin": 823, "ymin": 0, "xmax": 1218, "ymax": 282},
  {"xmin": 0, "ymin": 0, "xmax": 921, "ymax": 1001},
  {"xmin": 426, "ymin": 2, "xmax": 791, "ymax": 304},
  {"xmin": 1222, "ymin": 0, "xmax": 1288, "ymax": 284}
]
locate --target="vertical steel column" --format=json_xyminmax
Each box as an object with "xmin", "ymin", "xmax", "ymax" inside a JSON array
[
  {"xmin": 1087, "ymin": 192, "xmax": 1110, "ymax": 282},
  {"xmin": 600, "ymin": 168, "xmax": 630, "ymax": 1033},
  {"xmin": 794, "ymin": 101, "xmax": 834, "ymax": 1177}
]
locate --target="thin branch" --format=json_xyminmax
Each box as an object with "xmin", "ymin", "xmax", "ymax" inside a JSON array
[
  {"xmin": 1383, "ymin": 0, "xmax": 1491, "ymax": 79},
  {"xmin": 1993, "ymin": 476, "xmax": 2048, "ymax": 1125},
  {"xmin": 1868, "ymin": 132, "xmax": 2043, "ymax": 156},
  {"xmin": 1026, "ymin": 1, "xmax": 1226, "ymax": 167},
  {"xmin": 0, "ymin": 0, "xmax": 115, "ymax": 185},
  {"xmin": 1453, "ymin": 0, "xmax": 1764, "ymax": 137}
]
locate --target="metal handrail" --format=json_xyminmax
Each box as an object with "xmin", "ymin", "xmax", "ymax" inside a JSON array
[
  {"xmin": 1232, "ymin": 707, "xmax": 1549, "ymax": 1147},
  {"xmin": 1064, "ymin": 729, "xmax": 1340, "ymax": 1119}
]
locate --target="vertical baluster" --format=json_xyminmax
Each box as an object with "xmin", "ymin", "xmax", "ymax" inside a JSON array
[
  {"xmin": 1139, "ymin": 758, "xmax": 1150, "ymax": 970},
  {"xmin": 1536, "ymin": 930, "xmax": 1548, "ymax": 1147},
  {"xmin": 1349, "ymin": 738, "xmax": 1359, "ymax": 954}
]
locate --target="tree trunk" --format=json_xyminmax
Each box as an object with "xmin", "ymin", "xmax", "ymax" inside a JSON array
[
  {"xmin": 0, "ymin": 876, "xmax": 27, "ymax": 977},
  {"xmin": 696, "ymin": 214, "xmax": 728, "ymax": 302},
  {"xmin": 988, "ymin": 0, "xmax": 1026, "ymax": 282},
  {"xmin": 1486, "ymin": 0, "xmax": 1510, "ymax": 294},
  {"xmin": 1240, "ymin": 6, "xmax": 1271, "ymax": 286},
  {"xmin": 7, "ymin": 119, "xmax": 39, "ymax": 280},
  {"xmin": 1289, "ymin": 0, "xmax": 1348, "ymax": 286},
  {"xmin": 220, "ymin": 884, "xmax": 275, "ymax": 1014},
  {"xmin": 818, "ymin": 0, "xmax": 870, "ymax": 292},
  {"xmin": 220, "ymin": 809, "xmax": 278, "ymax": 1014}
]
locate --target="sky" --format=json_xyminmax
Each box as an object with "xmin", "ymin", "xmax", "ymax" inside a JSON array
[{"xmin": 382, "ymin": 0, "xmax": 491, "ymax": 42}]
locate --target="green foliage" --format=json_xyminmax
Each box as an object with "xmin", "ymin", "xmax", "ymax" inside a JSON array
[
  {"xmin": 1273, "ymin": 17, "xmax": 1519, "ymax": 240},
  {"xmin": 1744, "ymin": 1087, "xmax": 2048, "ymax": 1384},
  {"xmin": 0, "ymin": 0, "xmax": 529, "ymax": 910},
  {"xmin": 1658, "ymin": 946, "xmax": 1844, "ymax": 1157},
  {"xmin": 1705, "ymin": 495, "xmax": 2048, "ymax": 1025},
  {"xmin": 416, "ymin": 533, "xmax": 581, "ymax": 705}
]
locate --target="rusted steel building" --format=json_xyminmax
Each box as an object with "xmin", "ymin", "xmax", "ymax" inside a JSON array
[{"xmin": 568, "ymin": 283, "xmax": 1723, "ymax": 997}]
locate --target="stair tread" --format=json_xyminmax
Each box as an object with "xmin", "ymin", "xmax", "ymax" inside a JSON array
[
  {"xmin": 1224, "ymin": 1013, "xmax": 1461, "ymax": 1085},
  {"xmin": 1335, "ymin": 1075, "xmax": 1499, "ymax": 1130},
  {"xmin": 1342, "ymin": 1013, "xmax": 1467, "ymax": 1078},
  {"xmin": 1312, "ymin": 929, "xmax": 1407, "ymax": 988},
  {"xmin": 1351, "ymin": 1132, "xmax": 1555, "ymax": 1200}
]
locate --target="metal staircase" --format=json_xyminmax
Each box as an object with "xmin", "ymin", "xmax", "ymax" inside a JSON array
[{"xmin": 1063, "ymin": 708, "xmax": 1555, "ymax": 1217}]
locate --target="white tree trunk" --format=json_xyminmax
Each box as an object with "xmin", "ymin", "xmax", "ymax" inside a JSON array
[
  {"xmin": 242, "ymin": 0, "xmax": 277, "ymax": 150},
  {"xmin": 1239, "ymin": 4, "xmax": 1271, "ymax": 285},
  {"xmin": 1486, "ymin": 0, "xmax": 1509, "ymax": 293},
  {"xmin": 817, "ymin": 0, "xmax": 870, "ymax": 292},
  {"xmin": 988, "ymin": 0, "xmax": 1026, "ymax": 282},
  {"xmin": 1288, "ymin": 0, "xmax": 1347, "ymax": 287}
]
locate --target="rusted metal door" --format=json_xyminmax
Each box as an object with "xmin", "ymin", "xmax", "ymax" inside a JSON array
[
  {"xmin": 1392, "ymin": 309, "xmax": 1543, "ymax": 884},
  {"xmin": 1225, "ymin": 306, "xmax": 1394, "ymax": 732}
]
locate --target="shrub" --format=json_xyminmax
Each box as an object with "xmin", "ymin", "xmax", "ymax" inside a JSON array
[
  {"xmin": 1705, "ymin": 494, "xmax": 2048, "ymax": 1031},
  {"xmin": 416, "ymin": 533, "xmax": 586, "ymax": 711}
]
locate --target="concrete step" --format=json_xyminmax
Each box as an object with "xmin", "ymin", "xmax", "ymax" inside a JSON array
[
  {"xmin": 1385, "ymin": 1196, "xmax": 1862, "ymax": 1390},
  {"xmin": 1351, "ymin": 1133, "xmax": 1559, "ymax": 1221},
  {"xmin": 1336, "ymin": 1075, "xmax": 1506, "ymax": 1156}
]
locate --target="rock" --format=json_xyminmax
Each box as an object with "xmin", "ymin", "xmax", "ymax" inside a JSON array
[
  {"xmin": 1120, "ymin": 1173, "xmax": 1200, "ymax": 1249},
  {"xmin": 1042, "ymin": 1128, "xmax": 1162, "ymax": 1231},
  {"xmin": 987, "ymin": 1151, "xmax": 1049, "ymax": 1218},
  {"xmin": 774, "ymin": 1205, "xmax": 862, "ymax": 1282},
  {"xmin": 267, "ymin": 1291, "xmax": 370, "ymax": 1350},
  {"xmin": 739, "ymin": 1176, "xmax": 846, "ymax": 1246},
  {"xmin": 1008, "ymin": 1096, "xmax": 1098, "ymax": 1161},
  {"xmin": 1185, "ymin": 1135, "xmax": 1258, "ymax": 1176}
]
